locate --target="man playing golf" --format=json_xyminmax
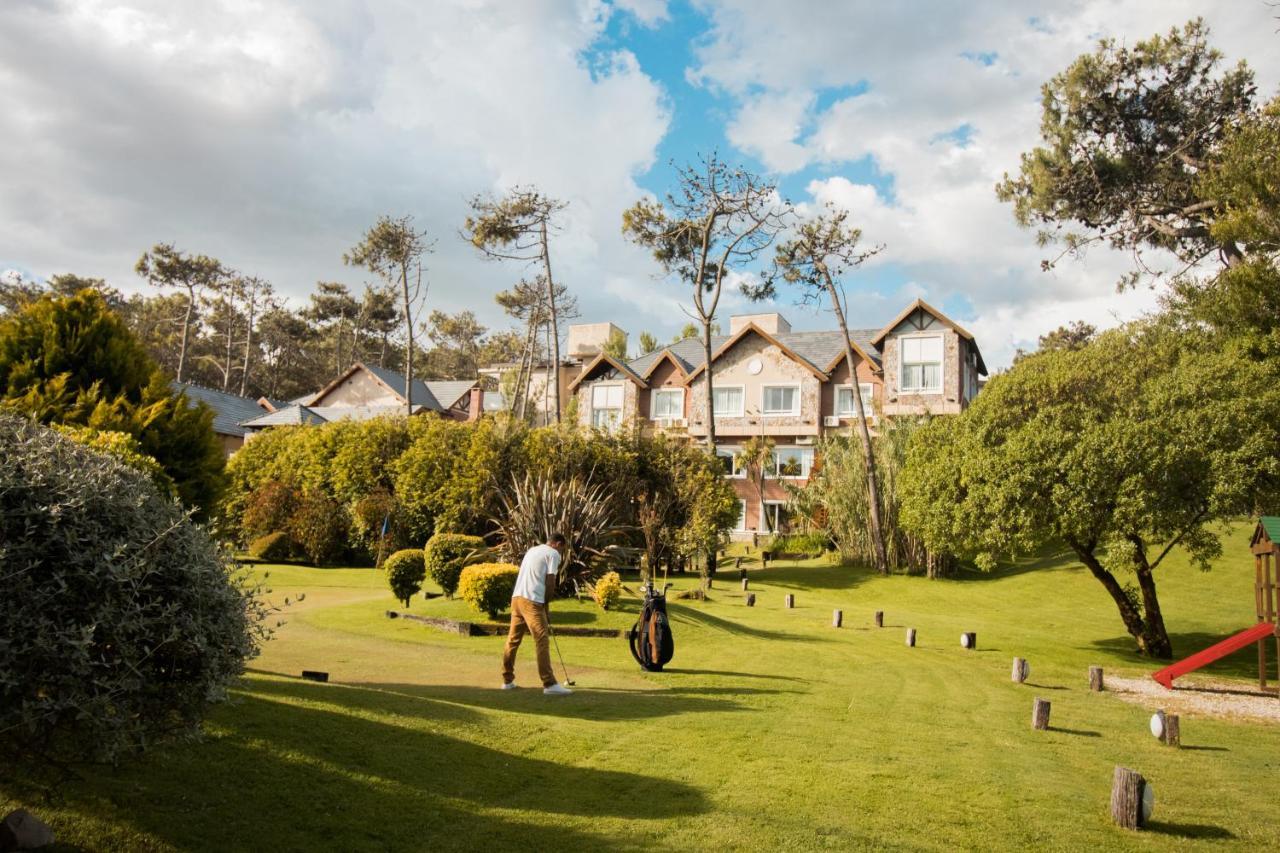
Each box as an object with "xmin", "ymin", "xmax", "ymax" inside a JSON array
[{"xmin": 502, "ymin": 533, "xmax": 573, "ymax": 695}]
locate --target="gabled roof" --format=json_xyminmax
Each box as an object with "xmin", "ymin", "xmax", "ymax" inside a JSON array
[
  {"xmin": 1257, "ymin": 516, "xmax": 1280, "ymax": 546},
  {"xmin": 871, "ymin": 298, "xmax": 988, "ymax": 376},
  {"xmin": 239, "ymin": 404, "xmax": 328, "ymax": 429},
  {"xmin": 173, "ymin": 381, "xmax": 272, "ymax": 438},
  {"xmin": 685, "ymin": 323, "xmax": 829, "ymax": 383},
  {"xmin": 640, "ymin": 348, "xmax": 691, "ymax": 381},
  {"xmin": 306, "ymin": 362, "xmax": 479, "ymax": 412},
  {"xmin": 566, "ymin": 353, "xmax": 647, "ymax": 393},
  {"xmin": 423, "ymin": 380, "xmax": 478, "ymax": 411}
]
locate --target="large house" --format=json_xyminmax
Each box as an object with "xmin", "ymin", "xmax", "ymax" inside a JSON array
[{"xmin": 566, "ymin": 298, "xmax": 987, "ymax": 537}]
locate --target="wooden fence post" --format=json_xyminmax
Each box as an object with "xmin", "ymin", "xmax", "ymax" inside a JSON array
[
  {"xmin": 1012, "ymin": 657, "xmax": 1029, "ymax": 683},
  {"xmin": 741, "ymin": 577, "xmax": 749, "ymax": 591},
  {"xmin": 1031, "ymin": 698, "xmax": 1050, "ymax": 730},
  {"xmin": 745, "ymin": 593, "xmax": 756, "ymax": 607},
  {"xmin": 905, "ymin": 628, "xmax": 916, "ymax": 647},
  {"xmin": 961, "ymin": 632, "xmax": 976, "ymax": 649},
  {"xmin": 874, "ymin": 611, "xmax": 884, "ymax": 628},
  {"xmin": 1089, "ymin": 666, "xmax": 1105, "ymax": 692},
  {"xmin": 832, "ymin": 609, "xmax": 842, "ymax": 628},
  {"xmin": 784, "ymin": 594, "xmax": 794, "ymax": 609},
  {"xmin": 1110, "ymin": 766, "xmax": 1151, "ymax": 829}
]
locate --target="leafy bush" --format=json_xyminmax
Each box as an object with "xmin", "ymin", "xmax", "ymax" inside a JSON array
[
  {"xmin": 424, "ymin": 533, "xmax": 487, "ymax": 598},
  {"xmin": 384, "ymin": 548, "xmax": 426, "ymax": 607},
  {"xmin": 769, "ymin": 532, "xmax": 830, "ymax": 556},
  {"xmin": 242, "ymin": 479, "xmax": 300, "ymax": 542},
  {"xmin": 0, "ymin": 413, "xmax": 263, "ymax": 764},
  {"xmin": 248, "ymin": 531, "xmax": 292, "ymax": 562},
  {"xmin": 53, "ymin": 424, "xmax": 175, "ymax": 496},
  {"xmin": 591, "ymin": 571, "xmax": 623, "ymax": 610},
  {"xmin": 457, "ymin": 562, "xmax": 519, "ymax": 619},
  {"xmin": 287, "ymin": 488, "xmax": 348, "ymax": 565}
]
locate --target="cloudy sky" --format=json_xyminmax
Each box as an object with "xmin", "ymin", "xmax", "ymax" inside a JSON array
[{"xmin": 2, "ymin": 0, "xmax": 1277, "ymax": 368}]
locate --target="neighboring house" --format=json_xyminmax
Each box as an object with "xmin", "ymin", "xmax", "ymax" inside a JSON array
[
  {"xmin": 173, "ymin": 381, "xmax": 277, "ymax": 456},
  {"xmin": 567, "ymin": 299, "xmax": 987, "ymax": 538},
  {"xmin": 239, "ymin": 362, "xmax": 483, "ymax": 438}
]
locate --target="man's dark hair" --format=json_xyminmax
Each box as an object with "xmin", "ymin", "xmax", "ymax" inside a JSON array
[{"xmin": 548, "ymin": 533, "xmax": 567, "ymax": 546}]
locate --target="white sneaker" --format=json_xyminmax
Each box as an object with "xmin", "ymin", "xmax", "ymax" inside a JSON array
[
  {"xmin": 501, "ymin": 682, "xmax": 518, "ymax": 690},
  {"xmin": 543, "ymin": 683, "xmax": 573, "ymax": 696}
]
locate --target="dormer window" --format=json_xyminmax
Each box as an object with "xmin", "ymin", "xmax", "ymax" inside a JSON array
[{"xmin": 900, "ymin": 335, "xmax": 943, "ymax": 393}]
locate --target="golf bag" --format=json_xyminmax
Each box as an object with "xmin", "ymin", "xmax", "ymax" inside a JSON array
[{"xmin": 628, "ymin": 581, "xmax": 674, "ymax": 672}]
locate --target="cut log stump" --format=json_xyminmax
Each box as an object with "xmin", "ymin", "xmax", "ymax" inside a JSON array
[
  {"xmin": 741, "ymin": 577, "xmax": 749, "ymax": 591},
  {"xmin": 961, "ymin": 632, "xmax": 976, "ymax": 649},
  {"xmin": 905, "ymin": 628, "xmax": 917, "ymax": 647},
  {"xmin": 301, "ymin": 670, "xmax": 329, "ymax": 683},
  {"xmin": 1032, "ymin": 697, "xmax": 1050, "ymax": 730},
  {"xmin": 832, "ymin": 609, "xmax": 843, "ymax": 628},
  {"xmin": 784, "ymin": 594, "xmax": 794, "ymax": 609},
  {"xmin": 1012, "ymin": 657, "xmax": 1029, "ymax": 683},
  {"xmin": 1163, "ymin": 714, "xmax": 1180, "ymax": 747},
  {"xmin": 1110, "ymin": 766, "xmax": 1152, "ymax": 830},
  {"xmin": 874, "ymin": 610, "xmax": 884, "ymax": 628},
  {"xmin": 745, "ymin": 593, "xmax": 756, "ymax": 607},
  {"xmin": 1089, "ymin": 665, "xmax": 1105, "ymax": 692}
]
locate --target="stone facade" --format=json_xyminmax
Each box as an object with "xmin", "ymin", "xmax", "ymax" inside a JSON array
[{"xmin": 687, "ymin": 334, "xmax": 822, "ymax": 438}]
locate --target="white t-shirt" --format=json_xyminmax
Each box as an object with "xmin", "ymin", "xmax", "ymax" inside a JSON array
[{"xmin": 512, "ymin": 543, "xmax": 561, "ymax": 604}]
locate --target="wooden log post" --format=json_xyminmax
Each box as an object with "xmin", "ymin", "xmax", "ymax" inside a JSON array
[
  {"xmin": 905, "ymin": 628, "xmax": 916, "ymax": 647},
  {"xmin": 832, "ymin": 609, "xmax": 843, "ymax": 628},
  {"xmin": 762, "ymin": 553, "xmax": 770, "ymax": 569},
  {"xmin": 1110, "ymin": 766, "xmax": 1151, "ymax": 830},
  {"xmin": 735, "ymin": 556, "xmax": 743, "ymax": 570},
  {"xmin": 1031, "ymin": 697, "xmax": 1050, "ymax": 730},
  {"xmin": 960, "ymin": 632, "xmax": 977, "ymax": 650},
  {"xmin": 1163, "ymin": 714, "xmax": 1180, "ymax": 747},
  {"xmin": 874, "ymin": 610, "xmax": 884, "ymax": 628},
  {"xmin": 745, "ymin": 593, "xmax": 756, "ymax": 607},
  {"xmin": 1012, "ymin": 657, "xmax": 1029, "ymax": 683},
  {"xmin": 1089, "ymin": 665, "xmax": 1105, "ymax": 692},
  {"xmin": 301, "ymin": 670, "xmax": 329, "ymax": 683},
  {"xmin": 741, "ymin": 577, "xmax": 749, "ymax": 591},
  {"xmin": 784, "ymin": 594, "xmax": 794, "ymax": 609}
]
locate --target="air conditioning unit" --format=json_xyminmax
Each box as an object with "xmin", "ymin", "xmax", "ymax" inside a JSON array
[
  {"xmin": 655, "ymin": 417, "xmax": 672, "ymax": 428},
  {"xmin": 670, "ymin": 417, "xmax": 688, "ymax": 428},
  {"xmin": 823, "ymin": 416, "xmax": 841, "ymax": 427},
  {"xmin": 796, "ymin": 436, "xmax": 814, "ymax": 445}
]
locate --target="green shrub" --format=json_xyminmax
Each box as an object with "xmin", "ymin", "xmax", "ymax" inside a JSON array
[
  {"xmin": 288, "ymin": 488, "xmax": 348, "ymax": 565},
  {"xmin": 385, "ymin": 548, "xmax": 426, "ymax": 607},
  {"xmin": 0, "ymin": 413, "xmax": 264, "ymax": 764},
  {"xmin": 592, "ymin": 570, "xmax": 623, "ymax": 611},
  {"xmin": 53, "ymin": 424, "xmax": 175, "ymax": 496},
  {"xmin": 248, "ymin": 531, "xmax": 292, "ymax": 562},
  {"xmin": 770, "ymin": 532, "xmax": 830, "ymax": 556},
  {"xmin": 242, "ymin": 479, "xmax": 300, "ymax": 542},
  {"xmin": 457, "ymin": 562, "xmax": 519, "ymax": 619},
  {"xmin": 424, "ymin": 533, "xmax": 486, "ymax": 598}
]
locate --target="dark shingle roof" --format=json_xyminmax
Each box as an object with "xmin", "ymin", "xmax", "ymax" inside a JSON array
[
  {"xmin": 361, "ymin": 363, "xmax": 442, "ymax": 410},
  {"xmin": 239, "ymin": 404, "xmax": 328, "ymax": 429},
  {"xmin": 625, "ymin": 328, "xmax": 881, "ymax": 378},
  {"xmin": 173, "ymin": 382, "xmax": 272, "ymax": 438}
]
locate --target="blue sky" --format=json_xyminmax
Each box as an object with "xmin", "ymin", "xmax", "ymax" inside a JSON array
[{"xmin": 2, "ymin": 0, "xmax": 1277, "ymax": 367}]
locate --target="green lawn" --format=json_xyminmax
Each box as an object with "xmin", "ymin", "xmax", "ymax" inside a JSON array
[{"xmin": 5, "ymin": 524, "xmax": 1279, "ymax": 851}]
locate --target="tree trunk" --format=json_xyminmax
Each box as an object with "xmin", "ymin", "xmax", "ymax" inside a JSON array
[
  {"xmin": 1031, "ymin": 697, "xmax": 1051, "ymax": 730},
  {"xmin": 177, "ymin": 284, "xmax": 195, "ymax": 382},
  {"xmin": 1068, "ymin": 539, "xmax": 1169, "ymax": 658},
  {"xmin": 222, "ymin": 307, "xmax": 235, "ymax": 391},
  {"xmin": 825, "ymin": 277, "xmax": 889, "ymax": 574},
  {"xmin": 1132, "ymin": 547, "xmax": 1173, "ymax": 659},
  {"xmin": 703, "ymin": 321, "xmax": 716, "ymax": 449},
  {"xmin": 539, "ymin": 221, "xmax": 562, "ymax": 424},
  {"xmin": 1110, "ymin": 767, "xmax": 1148, "ymax": 830},
  {"xmin": 239, "ymin": 288, "xmax": 256, "ymax": 397},
  {"xmin": 401, "ymin": 267, "xmax": 414, "ymax": 417}
]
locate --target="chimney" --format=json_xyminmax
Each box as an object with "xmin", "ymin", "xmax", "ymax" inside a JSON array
[
  {"xmin": 729, "ymin": 313, "xmax": 791, "ymax": 335},
  {"xmin": 467, "ymin": 386, "xmax": 483, "ymax": 422},
  {"xmin": 566, "ymin": 322, "xmax": 628, "ymax": 360}
]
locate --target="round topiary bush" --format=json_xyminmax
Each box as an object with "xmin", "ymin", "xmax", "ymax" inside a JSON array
[
  {"xmin": 457, "ymin": 562, "xmax": 520, "ymax": 620},
  {"xmin": 592, "ymin": 570, "xmax": 623, "ymax": 611},
  {"xmin": 247, "ymin": 531, "xmax": 293, "ymax": 562},
  {"xmin": 424, "ymin": 533, "xmax": 486, "ymax": 598},
  {"xmin": 0, "ymin": 414, "xmax": 263, "ymax": 764},
  {"xmin": 385, "ymin": 548, "xmax": 426, "ymax": 607}
]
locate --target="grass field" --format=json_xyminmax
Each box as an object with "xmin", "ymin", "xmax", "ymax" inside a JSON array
[{"xmin": 5, "ymin": 523, "xmax": 1279, "ymax": 851}]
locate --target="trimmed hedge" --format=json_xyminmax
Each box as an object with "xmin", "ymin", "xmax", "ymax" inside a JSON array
[
  {"xmin": 592, "ymin": 570, "xmax": 622, "ymax": 611},
  {"xmin": 248, "ymin": 531, "xmax": 292, "ymax": 562},
  {"xmin": 457, "ymin": 562, "xmax": 519, "ymax": 620},
  {"xmin": 424, "ymin": 533, "xmax": 486, "ymax": 598},
  {"xmin": 385, "ymin": 548, "xmax": 426, "ymax": 607}
]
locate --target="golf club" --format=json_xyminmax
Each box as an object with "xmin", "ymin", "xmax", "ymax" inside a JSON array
[{"xmin": 547, "ymin": 623, "xmax": 576, "ymax": 686}]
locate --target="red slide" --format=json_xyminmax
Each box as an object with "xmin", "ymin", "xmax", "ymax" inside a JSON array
[{"xmin": 1152, "ymin": 622, "xmax": 1276, "ymax": 689}]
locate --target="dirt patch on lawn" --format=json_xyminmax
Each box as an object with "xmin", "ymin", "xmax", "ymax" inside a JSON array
[{"xmin": 1107, "ymin": 674, "xmax": 1280, "ymax": 724}]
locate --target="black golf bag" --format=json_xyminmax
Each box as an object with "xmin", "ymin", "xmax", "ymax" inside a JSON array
[{"xmin": 628, "ymin": 581, "xmax": 674, "ymax": 672}]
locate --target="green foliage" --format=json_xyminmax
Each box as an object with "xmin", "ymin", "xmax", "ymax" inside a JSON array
[
  {"xmin": 899, "ymin": 324, "xmax": 1280, "ymax": 656},
  {"xmin": 0, "ymin": 414, "xmax": 263, "ymax": 764},
  {"xmin": 53, "ymin": 424, "xmax": 174, "ymax": 496},
  {"xmin": 424, "ymin": 533, "xmax": 487, "ymax": 598},
  {"xmin": 287, "ymin": 489, "xmax": 349, "ymax": 566},
  {"xmin": 602, "ymin": 328, "xmax": 628, "ymax": 361},
  {"xmin": 248, "ymin": 531, "xmax": 293, "ymax": 562},
  {"xmin": 768, "ymin": 532, "xmax": 830, "ymax": 556},
  {"xmin": 241, "ymin": 479, "xmax": 300, "ymax": 541},
  {"xmin": 0, "ymin": 290, "xmax": 225, "ymax": 516},
  {"xmin": 996, "ymin": 19, "xmax": 1257, "ymax": 279},
  {"xmin": 457, "ymin": 562, "xmax": 520, "ymax": 619},
  {"xmin": 591, "ymin": 570, "xmax": 622, "ymax": 611},
  {"xmin": 384, "ymin": 548, "xmax": 426, "ymax": 608},
  {"xmin": 637, "ymin": 331, "xmax": 659, "ymax": 356}
]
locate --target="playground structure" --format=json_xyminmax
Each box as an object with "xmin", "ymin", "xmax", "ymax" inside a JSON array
[{"xmin": 1152, "ymin": 517, "xmax": 1280, "ymax": 694}]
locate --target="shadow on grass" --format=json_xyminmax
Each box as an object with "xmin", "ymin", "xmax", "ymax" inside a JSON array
[
  {"xmin": 1025, "ymin": 683, "xmax": 1069, "ymax": 691},
  {"xmin": 660, "ymin": 668, "xmax": 806, "ymax": 682},
  {"xmin": 747, "ymin": 563, "xmax": 877, "ymax": 593},
  {"xmin": 1048, "ymin": 726, "xmax": 1101, "ymax": 737},
  {"xmin": 944, "ymin": 549, "xmax": 1081, "ymax": 583},
  {"xmin": 1145, "ymin": 821, "xmax": 1235, "ymax": 840},
  {"xmin": 1090, "ymin": 632, "xmax": 1266, "ymax": 681},
  {"xmin": 665, "ymin": 602, "xmax": 826, "ymax": 642}
]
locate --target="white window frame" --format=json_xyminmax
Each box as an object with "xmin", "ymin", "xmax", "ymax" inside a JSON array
[
  {"xmin": 716, "ymin": 446, "xmax": 746, "ymax": 479},
  {"xmin": 769, "ymin": 446, "xmax": 814, "ymax": 479},
  {"xmin": 760, "ymin": 383, "xmax": 801, "ymax": 416},
  {"xmin": 649, "ymin": 387, "xmax": 684, "ymax": 420},
  {"xmin": 590, "ymin": 383, "xmax": 624, "ymax": 431},
  {"xmin": 835, "ymin": 383, "xmax": 877, "ymax": 420},
  {"xmin": 711, "ymin": 384, "xmax": 745, "ymax": 418},
  {"xmin": 734, "ymin": 499, "xmax": 747, "ymax": 532},
  {"xmin": 898, "ymin": 333, "xmax": 944, "ymax": 394},
  {"xmin": 761, "ymin": 500, "xmax": 791, "ymax": 532}
]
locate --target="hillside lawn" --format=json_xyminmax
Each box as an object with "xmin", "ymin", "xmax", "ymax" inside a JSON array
[{"xmin": 5, "ymin": 523, "xmax": 1279, "ymax": 851}]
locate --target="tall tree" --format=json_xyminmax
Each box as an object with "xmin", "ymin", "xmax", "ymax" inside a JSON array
[
  {"xmin": 765, "ymin": 206, "xmax": 890, "ymax": 573},
  {"xmin": 135, "ymin": 244, "xmax": 228, "ymax": 382},
  {"xmin": 996, "ymin": 19, "xmax": 1257, "ymax": 285},
  {"xmin": 305, "ymin": 281, "xmax": 360, "ymax": 375},
  {"xmin": 623, "ymin": 154, "xmax": 791, "ymax": 448},
  {"xmin": 464, "ymin": 189, "xmax": 569, "ymax": 422},
  {"xmin": 200, "ymin": 274, "xmax": 246, "ymax": 392},
  {"xmin": 356, "ymin": 284, "xmax": 400, "ymax": 368},
  {"xmin": 237, "ymin": 276, "xmax": 272, "ymax": 396},
  {"xmin": 637, "ymin": 331, "xmax": 659, "ymax": 356},
  {"xmin": 424, "ymin": 309, "xmax": 487, "ymax": 379},
  {"xmin": 602, "ymin": 328, "xmax": 628, "ymax": 361},
  {"xmin": 345, "ymin": 216, "xmax": 432, "ymax": 416}
]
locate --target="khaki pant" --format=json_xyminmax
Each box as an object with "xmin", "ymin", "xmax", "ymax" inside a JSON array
[{"xmin": 502, "ymin": 596, "xmax": 556, "ymax": 687}]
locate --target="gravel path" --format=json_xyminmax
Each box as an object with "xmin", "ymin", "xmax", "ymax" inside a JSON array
[{"xmin": 1107, "ymin": 674, "xmax": 1280, "ymax": 724}]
